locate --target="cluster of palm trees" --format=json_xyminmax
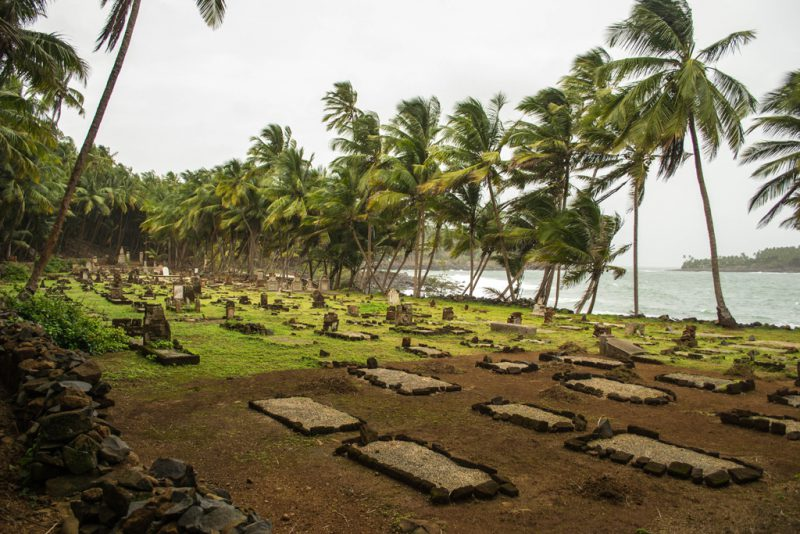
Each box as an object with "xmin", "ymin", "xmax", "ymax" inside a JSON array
[{"xmin": 2, "ymin": 0, "xmax": 798, "ymax": 327}]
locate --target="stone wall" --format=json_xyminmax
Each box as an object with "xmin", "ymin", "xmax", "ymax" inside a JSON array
[{"xmin": 0, "ymin": 314, "xmax": 272, "ymax": 533}]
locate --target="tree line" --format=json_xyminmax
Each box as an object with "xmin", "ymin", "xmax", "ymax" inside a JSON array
[{"xmin": 2, "ymin": 0, "xmax": 798, "ymax": 327}]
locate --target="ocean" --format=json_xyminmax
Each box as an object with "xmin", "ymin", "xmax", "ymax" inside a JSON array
[{"xmin": 418, "ymin": 269, "xmax": 800, "ymax": 328}]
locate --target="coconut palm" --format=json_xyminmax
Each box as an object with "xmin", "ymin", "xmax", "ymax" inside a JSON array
[
  {"xmin": 602, "ymin": 0, "xmax": 756, "ymax": 327},
  {"xmin": 23, "ymin": 0, "xmax": 227, "ymax": 295},
  {"xmin": 742, "ymin": 70, "xmax": 800, "ymax": 229}
]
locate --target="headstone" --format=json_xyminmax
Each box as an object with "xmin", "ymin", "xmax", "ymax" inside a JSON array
[
  {"xmin": 191, "ymin": 276, "xmax": 202, "ymax": 297},
  {"xmin": 162, "ymin": 265, "xmax": 170, "ymax": 276},
  {"xmin": 291, "ymin": 276, "xmax": 303, "ymax": 292},
  {"xmin": 507, "ymin": 312, "xmax": 523, "ymax": 325},
  {"xmin": 194, "ymin": 299, "xmax": 201, "ymax": 313},
  {"xmin": 442, "ymin": 307, "xmax": 454, "ymax": 321},
  {"xmin": 80, "ymin": 269, "xmax": 90, "ymax": 281},
  {"xmin": 260, "ymin": 293, "xmax": 269, "ymax": 308},
  {"xmin": 125, "ymin": 251, "xmax": 130, "ymax": 263},
  {"xmin": 175, "ymin": 299, "xmax": 182, "ymax": 313},
  {"xmin": 396, "ymin": 304, "xmax": 414, "ymax": 326},
  {"xmin": 225, "ymin": 301, "xmax": 236, "ymax": 320},
  {"xmin": 347, "ymin": 305, "xmax": 360, "ymax": 317},
  {"xmin": 387, "ymin": 289, "xmax": 401, "ymax": 306},
  {"xmin": 267, "ymin": 277, "xmax": 279, "ymax": 292},
  {"xmin": 311, "ymin": 290, "xmax": 325, "ymax": 309},
  {"xmin": 184, "ymin": 285, "xmax": 196, "ymax": 303},
  {"xmin": 143, "ymin": 304, "xmax": 171, "ymax": 344},
  {"xmin": 678, "ymin": 326, "xmax": 698, "ymax": 348},
  {"xmin": 173, "ymin": 284, "xmax": 184, "ymax": 301},
  {"xmin": 386, "ymin": 306, "xmax": 396, "ymax": 322},
  {"xmin": 319, "ymin": 277, "xmax": 330, "ymax": 292},
  {"xmin": 118, "ymin": 247, "xmax": 126, "ymax": 265},
  {"xmin": 401, "ymin": 337, "xmax": 411, "ymax": 348},
  {"xmin": 429, "ymin": 299, "xmax": 436, "ymax": 307},
  {"xmin": 543, "ymin": 308, "xmax": 555, "ymax": 324},
  {"xmin": 323, "ymin": 312, "xmax": 339, "ymax": 332},
  {"xmin": 625, "ymin": 323, "xmax": 645, "ymax": 336},
  {"xmin": 139, "ymin": 251, "xmax": 144, "ymax": 265},
  {"xmin": 593, "ymin": 324, "xmax": 612, "ymax": 337}
]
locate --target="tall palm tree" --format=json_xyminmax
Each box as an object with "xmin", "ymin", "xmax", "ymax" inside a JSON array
[
  {"xmin": 603, "ymin": 0, "xmax": 756, "ymax": 327},
  {"xmin": 23, "ymin": 0, "xmax": 227, "ymax": 295},
  {"xmin": 742, "ymin": 70, "xmax": 800, "ymax": 229}
]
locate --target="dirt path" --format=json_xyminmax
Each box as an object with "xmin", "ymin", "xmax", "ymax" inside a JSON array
[{"xmin": 106, "ymin": 354, "xmax": 800, "ymax": 533}]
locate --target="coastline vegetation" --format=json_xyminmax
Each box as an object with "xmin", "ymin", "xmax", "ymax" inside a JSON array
[{"xmin": 681, "ymin": 246, "xmax": 800, "ymax": 272}]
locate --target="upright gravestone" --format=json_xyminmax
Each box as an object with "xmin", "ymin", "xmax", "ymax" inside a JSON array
[
  {"xmin": 118, "ymin": 247, "xmax": 127, "ymax": 265},
  {"xmin": 267, "ymin": 277, "xmax": 279, "ymax": 292},
  {"xmin": 323, "ymin": 312, "xmax": 339, "ymax": 332},
  {"xmin": 442, "ymin": 307, "xmax": 454, "ymax": 321},
  {"xmin": 396, "ymin": 304, "xmax": 414, "ymax": 326},
  {"xmin": 387, "ymin": 289, "xmax": 401, "ymax": 307},
  {"xmin": 192, "ymin": 276, "xmax": 202, "ymax": 297},
  {"xmin": 260, "ymin": 293, "xmax": 269, "ymax": 308},
  {"xmin": 386, "ymin": 306, "xmax": 396, "ymax": 322},
  {"xmin": 173, "ymin": 284, "xmax": 184, "ymax": 302},
  {"xmin": 143, "ymin": 304, "xmax": 171, "ymax": 344},
  {"xmin": 311, "ymin": 290, "xmax": 325, "ymax": 309},
  {"xmin": 319, "ymin": 276, "xmax": 330, "ymax": 292},
  {"xmin": 507, "ymin": 312, "xmax": 523, "ymax": 325},
  {"xmin": 194, "ymin": 298, "xmax": 201, "ymax": 313},
  {"xmin": 347, "ymin": 305, "xmax": 360, "ymax": 317},
  {"xmin": 225, "ymin": 301, "xmax": 236, "ymax": 320},
  {"xmin": 291, "ymin": 276, "xmax": 303, "ymax": 292},
  {"xmin": 543, "ymin": 308, "xmax": 555, "ymax": 324}
]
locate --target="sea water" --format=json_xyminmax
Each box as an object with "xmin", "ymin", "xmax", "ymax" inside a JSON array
[{"xmin": 421, "ymin": 269, "xmax": 800, "ymax": 328}]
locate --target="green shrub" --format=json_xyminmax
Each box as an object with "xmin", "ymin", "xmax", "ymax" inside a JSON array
[
  {"xmin": 0, "ymin": 263, "xmax": 30, "ymax": 282},
  {"xmin": 1, "ymin": 291, "xmax": 128, "ymax": 354},
  {"xmin": 45, "ymin": 257, "xmax": 71, "ymax": 273}
]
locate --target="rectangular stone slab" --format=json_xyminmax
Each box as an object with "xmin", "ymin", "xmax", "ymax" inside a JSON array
[
  {"xmin": 658, "ymin": 372, "xmax": 736, "ymax": 392},
  {"xmin": 486, "ymin": 404, "xmax": 573, "ymax": 430},
  {"xmin": 566, "ymin": 377, "xmax": 669, "ymax": 402},
  {"xmin": 249, "ymin": 397, "xmax": 360, "ymax": 435},
  {"xmin": 602, "ymin": 337, "xmax": 647, "ymax": 358},
  {"xmin": 151, "ymin": 349, "xmax": 199, "ymax": 366},
  {"xmin": 586, "ymin": 434, "xmax": 741, "ymax": 473},
  {"xmin": 489, "ymin": 322, "xmax": 537, "ymax": 336},
  {"xmin": 554, "ymin": 355, "xmax": 626, "ymax": 370},
  {"xmin": 354, "ymin": 368, "xmax": 457, "ymax": 395},
  {"xmin": 355, "ymin": 440, "xmax": 492, "ymax": 494},
  {"xmin": 404, "ymin": 346, "xmax": 450, "ymax": 358}
]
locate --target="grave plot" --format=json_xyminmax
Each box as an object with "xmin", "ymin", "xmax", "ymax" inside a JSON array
[
  {"xmin": 472, "ymin": 398, "xmax": 586, "ymax": 433},
  {"xmin": 392, "ymin": 325, "xmax": 474, "ymax": 336},
  {"xmin": 220, "ymin": 321, "xmax": 274, "ymax": 335},
  {"xmin": 140, "ymin": 346, "xmax": 200, "ymax": 366},
  {"xmin": 564, "ymin": 426, "xmax": 763, "ymax": 488},
  {"xmin": 598, "ymin": 336, "xmax": 660, "ymax": 364},
  {"xmin": 555, "ymin": 372, "xmax": 675, "ymax": 405},
  {"xmin": 402, "ymin": 345, "xmax": 451, "ymax": 359},
  {"xmin": 655, "ymin": 372, "xmax": 755, "ymax": 394},
  {"xmin": 539, "ymin": 352, "xmax": 630, "ymax": 370},
  {"xmin": 489, "ymin": 322, "xmax": 537, "ymax": 336},
  {"xmin": 718, "ymin": 409, "xmax": 800, "ymax": 440},
  {"xmin": 767, "ymin": 388, "xmax": 800, "ymax": 408},
  {"xmin": 348, "ymin": 367, "xmax": 461, "ymax": 395},
  {"xmin": 249, "ymin": 397, "xmax": 361, "ymax": 435},
  {"xmin": 335, "ymin": 435, "xmax": 517, "ymax": 503},
  {"xmin": 476, "ymin": 357, "xmax": 538, "ymax": 375},
  {"xmin": 316, "ymin": 330, "xmax": 379, "ymax": 341}
]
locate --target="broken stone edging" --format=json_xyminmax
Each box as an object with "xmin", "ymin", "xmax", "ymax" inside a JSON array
[
  {"xmin": 655, "ymin": 373, "xmax": 756, "ymax": 395},
  {"xmin": 334, "ymin": 433, "xmax": 519, "ymax": 504},
  {"xmin": 347, "ymin": 365, "xmax": 462, "ymax": 396},
  {"xmin": 0, "ymin": 314, "xmax": 272, "ymax": 533},
  {"xmin": 767, "ymin": 387, "xmax": 800, "ymax": 408},
  {"xmin": 475, "ymin": 356, "xmax": 539, "ymax": 375},
  {"xmin": 563, "ymin": 425, "xmax": 764, "ymax": 489},
  {"xmin": 718, "ymin": 409, "xmax": 800, "ymax": 440},
  {"xmin": 539, "ymin": 351, "xmax": 632, "ymax": 370},
  {"xmin": 552, "ymin": 371, "xmax": 676, "ymax": 405},
  {"xmin": 248, "ymin": 399, "xmax": 363, "ymax": 436},
  {"xmin": 472, "ymin": 397, "xmax": 587, "ymax": 433}
]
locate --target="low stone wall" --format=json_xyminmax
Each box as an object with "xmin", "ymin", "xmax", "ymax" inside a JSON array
[
  {"xmin": 718, "ymin": 409, "xmax": 800, "ymax": 440},
  {"xmin": 472, "ymin": 397, "xmax": 587, "ymax": 433},
  {"xmin": 0, "ymin": 314, "xmax": 272, "ymax": 533}
]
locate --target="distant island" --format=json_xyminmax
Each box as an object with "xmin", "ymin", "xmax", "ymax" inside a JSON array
[{"xmin": 681, "ymin": 246, "xmax": 800, "ymax": 272}]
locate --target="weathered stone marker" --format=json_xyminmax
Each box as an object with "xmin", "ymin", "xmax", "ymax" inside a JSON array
[
  {"xmin": 387, "ymin": 289, "xmax": 401, "ymax": 306},
  {"xmin": 323, "ymin": 312, "xmax": 339, "ymax": 332},
  {"xmin": 442, "ymin": 307, "xmax": 454, "ymax": 321},
  {"xmin": 143, "ymin": 304, "xmax": 171, "ymax": 344},
  {"xmin": 311, "ymin": 290, "xmax": 325, "ymax": 309},
  {"xmin": 225, "ymin": 301, "xmax": 236, "ymax": 320},
  {"xmin": 599, "ymin": 336, "xmax": 647, "ymax": 360},
  {"xmin": 678, "ymin": 326, "xmax": 698, "ymax": 348},
  {"xmin": 543, "ymin": 308, "xmax": 555, "ymax": 324},
  {"xmin": 319, "ymin": 276, "xmax": 330, "ymax": 292},
  {"xmin": 625, "ymin": 323, "xmax": 645, "ymax": 336},
  {"xmin": 507, "ymin": 312, "xmax": 523, "ymax": 325},
  {"xmin": 260, "ymin": 293, "xmax": 268, "ymax": 308},
  {"xmin": 194, "ymin": 299, "xmax": 201, "ymax": 312},
  {"xmin": 593, "ymin": 324, "xmax": 612, "ymax": 337},
  {"xmin": 267, "ymin": 277, "xmax": 279, "ymax": 292},
  {"xmin": 347, "ymin": 305, "xmax": 360, "ymax": 317},
  {"xmin": 386, "ymin": 306, "xmax": 396, "ymax": 322},
  {"xmin": 396, "ymin": 304, "xmax": 414, "ymax": 326}
]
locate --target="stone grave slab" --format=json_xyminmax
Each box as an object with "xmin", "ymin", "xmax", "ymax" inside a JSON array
[
  {"xmin": 539, "ymin": 353, "xmax": 629, "ymax": 370},
  {"xmin": 336, "ymin": 436, "xmax": 516, "ymax": 503},
  {"xmin": 317, "ymin": 330, "xmax": 377, "ymax": 341},
  {"xmin": 148, "ymin": 349, "xmax": 199, "ymax": 366},
  {"xmin": 656, "ymin": 372, "xmax": 755, "ymax": 395},
  {"xmin": 348, "ymin": 367, "xmax": 460, "ymax": 395},
  {"xmin": 719, "ymin": 409, "xmax": 800, "ymax": 440},
  {"xmin": 565, "ymin": 426, "xmax": 763, "ymax": 488},
  {"xmin": 249, "ymin": 397, "xmax": 360, "ymax": 435},
  {"xmin": 403, "ymin": 345, "xmax": 451, "ymax": 358},
  {"xmin": 556, "ymin": 373, "xmax": 674, "ymax": 405},
  {"xmin": 599, "ymin": 336, "xmax": 648, "ymax": 360},
  {"xmin": 767, "ymin": 388, "xmax": 800, "ymax": 408},
  {"xmin": 473, "ymin": 398, "xmax": 586, "ymax": 433},
  {"xmin": 476, "ymin": 358, "xmax": 538, "ymax": 375},
  {"xmin": 489, "ymin": 322, "xmax": 537, "ymax": 336}
]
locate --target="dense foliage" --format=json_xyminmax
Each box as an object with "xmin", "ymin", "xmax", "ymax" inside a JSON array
[{"xmin": 681, "ymin": 246, "xmax": 800, "ymax": 272}]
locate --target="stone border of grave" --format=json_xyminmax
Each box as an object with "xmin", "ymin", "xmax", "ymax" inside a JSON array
[
  {"xmin": 334, "ymin": 434, "xmax": 518, "ymax": 504},
  {"xmin": 248, "ymin": 399, "xmax": 363, "ymax": 436},
  {"xmin": 346, "ymin": 366, "xmax": 462, "ymax": 396},
  {"xmin": 655, "ymin": 373, "xmax": 755, "ymax": 395},
  {"xmin": 718, "ymin": 409, "xmax": 800, "ymax": 440},
  {"xmin": 563, "ymin": 425, "xmax": 764, "ymax": 488},
  {"xmin": 539, "ymin": 352, "xmax": 632, "ymax": 370},
  {"xmin": 137, "ymin": 343, "xmax": 200, "ymax": 366},
  {"xmin": 475, "ymin": 357, "xmax": 539, "ymax": 375},
  {"xmin": 400, "ymin": 344, "xmax": 452, "ymax": 359},
  {"xmin": 315, "ymin": 330, "xmax": 380, "ymax": 341},
  {"xmin": 472, "ymin": 397, "xmax": 587, "ymax": 433},
  {"xmin": 767, "ymin": 388, "xmax": 800, "ymax": 408},
  {"xmin": 553, "ymin": 372, "xmax": 676, "ymax": 405}
]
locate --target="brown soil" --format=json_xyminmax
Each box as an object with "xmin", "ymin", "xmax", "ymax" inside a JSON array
[{"xmin": 9, "ymin": 354, "xmax": 800, "ymax": 533}]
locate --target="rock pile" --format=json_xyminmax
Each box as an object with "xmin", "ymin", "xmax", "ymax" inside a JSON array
[{"xmin": 0, "ymin": 315, "xmax": 272, "ymax": 533}]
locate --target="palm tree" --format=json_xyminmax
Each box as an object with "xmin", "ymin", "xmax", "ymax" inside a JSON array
[
  {"xmin": 742, "ymin": 70, "xmax": 800, "ymax": 229},
  {"xmin": 23, "ymin": 0, "xmax": 227, "ymax": 295},
  {"xmin": 603, "ymin": 0, "xmax": 756, "ymax": 327}
]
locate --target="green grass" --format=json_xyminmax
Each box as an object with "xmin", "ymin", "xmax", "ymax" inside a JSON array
[{"xmin": 3, "ymin": 276, "xmax": 797, "ymax": 397}]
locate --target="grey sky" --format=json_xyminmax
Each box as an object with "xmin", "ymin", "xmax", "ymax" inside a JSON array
[{"xmin": 36, "ymin": 0, "xmax": 800, "ymax": 267}]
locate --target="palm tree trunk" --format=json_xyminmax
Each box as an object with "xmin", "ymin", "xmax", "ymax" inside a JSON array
[
  {"xmin": 587, "ymin": 277, "xmax": 600, "ymax": 314},
  {"xmin": 688, "ymin": 115, "xmax": 737, "ymax": 328},
  {"xmin": 554, "ymin": 267, "xmax": 561, "ymax": 308},
  {"xmin": 633, "ymin": 182, "xmax": 640, "ymax": 317},
  {"xmin": 382, "ymin": 243, "xmax": 402, "ymax": 289},
  {"xmin": 468, "ymin": 226, "xmax": 475, "ymax": 294},
  {"xmin": 419, "ymin": 222, "xmax": 441, "ymax": 289},
  {"xmin": 22, "ymin": 0, "xmax": 141, "ymax": 296},
  {"xmin": 485, "ymin": 177, "xmax": 516, "ymax": 302}
]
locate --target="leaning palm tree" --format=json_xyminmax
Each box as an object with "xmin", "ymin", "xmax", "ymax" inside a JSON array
[
  {"xmin": 742, "ymin": 70, "xmax": 800, "ymax": 230},
  {"xmin": 602, "ymin": 0, "xmax": 756, "ymax": 327},
  {"xmin": 23, "ymin": 0, "xmax": 227, "ymax": 295}
]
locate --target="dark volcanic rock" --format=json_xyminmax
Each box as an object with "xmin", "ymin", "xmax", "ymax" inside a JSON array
[{"xmin": 39, "ymin": 409, "xmax": 93, "ymax": 442}]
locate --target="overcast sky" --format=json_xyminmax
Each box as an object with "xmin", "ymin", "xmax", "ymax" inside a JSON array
[{"xmin": 35, "ymin": 0, "xmax": 800, "ymax": 267}]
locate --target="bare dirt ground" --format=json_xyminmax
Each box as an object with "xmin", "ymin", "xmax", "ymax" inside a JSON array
[{"xmin": 97, "ymin": 353, "xmax": 800, "ymax": 534}]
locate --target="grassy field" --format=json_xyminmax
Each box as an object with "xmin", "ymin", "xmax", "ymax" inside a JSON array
[{"xmin": 6, "ymin": 276, "xmax": 799, "ymax": 396}]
